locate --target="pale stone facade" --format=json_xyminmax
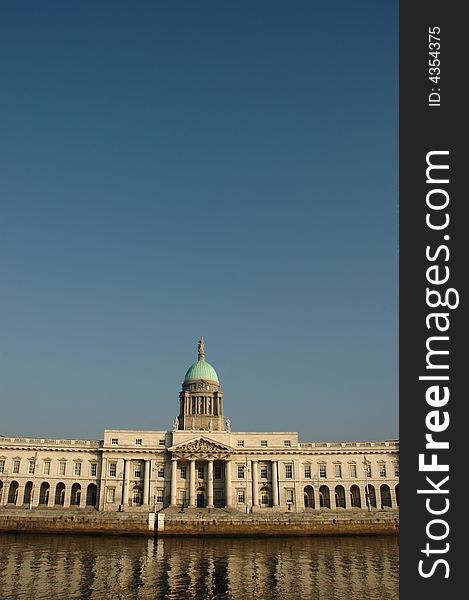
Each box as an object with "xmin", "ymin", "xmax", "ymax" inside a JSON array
[{"xmin": 0, "ymin": 340, "xmax": 399, "ymax": 513}]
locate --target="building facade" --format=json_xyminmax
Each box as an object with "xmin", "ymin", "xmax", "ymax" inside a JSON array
[{"xmin": 0, "ymin": 339, "xmax": 399, "ymax": 512}]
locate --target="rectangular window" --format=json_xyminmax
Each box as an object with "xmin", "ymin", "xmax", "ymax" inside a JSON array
[
  {"xmin": 74, "ymin": 463, "xmax": 82, "ymax": 476},
  {"xmin": 43, "ymin": 461, "xmax": 51, "ymax": 475},
  {"xmin": 237, "ymin": 490, "xmax": 245, "ymax": 504},
  {"xmin": 286, "ymin": 489, "xmax": 294, "ymax": 503},
  {"xmin": 158, "ymin": 439, "xmax": 165, "ymax": 446},
  {"xmin": 156, "ymin": 489, "xmax": 164, "ymax": 503},
  {"xmin": 284, "ymin": 440, "xmax": 291, "ymax": 447},
  {"xmin": 379, "ymin": 464, "xmax": 387, "ymax": 477},
  {"xmin": 197, "ymin": 466, "xmax": 204, "ymax": 479},
  {"xmin": 13, "ymin": 460, "xmax": 20, "ymax": 474},
  {"xmin": 394, "ymin": 464, "xmax": 399, "ymax": 477},
  {"xmin": 304, "ymin": 466, "xmax": 311, "ymax": 479},
  {"xmin": 107, "ymin": 488, "xmax": 115, "ymax": 503},
  {"xmin": 260, "ymin": 466, "xmax": 268, "ymax": 479},
  {"xmin": 237, "ymin": 440, "xmax": 244, "ymax": 447},
  {"xmin": 111, "ymin": 438, "xmax": 118, "ymax": 445},
  {"xmin": 180, "ymin": 466, "xmax": 187, "ymax": 479},
  {"xmin": 90, "ymin": 463, "xmax": 97, "ymax": 477},
  {"xmin": 334, "ymin": 464, "xmax": 342, "ymax": 478},
  {"xmin": 214, "ymin": 464, "xmax": 222, "ymax": 479},
  {"xmin": 157, "ymin": 466, "xmax": 165, "ymax": 478},
  {"xmin": 285, "ymin": 465, "xmax": 293, "ymax": 479},
  {"xmin": 29, "ymin": 461, "xmax": 35, "ymax": 474},
  {"xmin": 237, "ymin": 465, "xmax": 245, "ymax": 479},
  {"xmin": 0, "ymin": 460, "xmax": 4, "ymax": 473},
  {"xmin": 59, "ymin": 462, "xmax": 66, "ymax": 476},
  {"xmin": 135, "ymin": 438, "xmax": 142, "ymax": 445},
  {"xmin": 349, "ymin": 464, "xmax": 357, "ymax": 478},
  {"xmin": 365, "ymin": 463, "xmax": 372, "ymax": 478},
  {"xmin": 134, "ymin": 465, "xmax": 142, "ymax": 478},
  {"xmin": 319, "ymin": 465, "xmax": 327, "ymax": 478},
  {"xmin": 260, "ymin": 440, "xmax": 268, "ymax": 447},
  {"xmin": 109, "ymin": 463, "xmax": 117, "ymax": 477}
]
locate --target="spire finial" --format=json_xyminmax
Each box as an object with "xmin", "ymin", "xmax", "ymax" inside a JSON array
[{"xmin": 197, "ymin": 336, "xmax": 205, "ymax": 361}]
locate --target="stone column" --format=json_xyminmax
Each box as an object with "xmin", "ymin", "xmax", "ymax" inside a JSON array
[
  {"xmin": 47, "ymin": 484, "xmax": 55, "ymax": 507},
  {"xmin": 272, "ymin": 461, "xmax": 279, "ymax": 507},
  {"xmin": 251, "ymin": 460, "xmax": 259, "ymax": 507},
  {"xmin": 63, "ymin": 485, "xmax": 71, "ymax": 508},
  {"xmin": 207, "ymin": 459, "xmax": 214, "ymax": 508},
  {"xmin": 79, "ymin": 485, "xmax": 87, "ymax": 508},
  {"xmin": 143, "ymin": 460, "xmax": 151, "ymax": 505},
  {"xmin": 189, "ymin": 459, "xmax": 196, "ymax": 507},
  {"xmin": 98, "ymin": 457, "xmax": 106, "ymax": 511},
  {"xmin": 32, "ymin": 483, "xmax": 41, "ymax": 507},
  {"xmin": 225, "ymin": 460, "xmax": 232, "ymax": 507},
  {"xmin": 123, "ymin": 459, "xmax": 131, "ymax": 507},
  {"xmin": 170, "ymin": 458, "xmax": 178, "ymax": 507}
]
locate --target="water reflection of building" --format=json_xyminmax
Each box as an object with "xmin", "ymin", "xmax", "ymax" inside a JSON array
[
  {"xmin": 0, "ymin": 339, "xmax": 398, "ymax": 513},
  {"xmin": 0, "ymin": 535, "xmax": 399, "ymax": 599}
]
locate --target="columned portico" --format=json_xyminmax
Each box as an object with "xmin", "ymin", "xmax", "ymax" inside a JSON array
[
  {"xmin": 251, "ymin": 460, "xmax": 259, "ymax": 506},
  {"xmin": 168, "ymin": 436, "xmax": 232, "ymax": 509},
  {"xmin": 207, "ymin": 459, "xmax": 214, "ymax": 508},
  {"xmin": 271, "ymin": 460, "xmax": 279, "ymax": 506}
]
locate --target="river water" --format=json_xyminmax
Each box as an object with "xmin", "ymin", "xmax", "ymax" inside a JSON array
[{"xmin": 0, "ymin": 533, "xmax": 398, "ymax": 600}]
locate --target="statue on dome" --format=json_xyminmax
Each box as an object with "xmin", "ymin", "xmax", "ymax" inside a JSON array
[
  {"xmin": 172, "ymin": 416, "xmax": 179, "ymax": 431},
  {"xmin": 198, "ymin": 336, "xmax": 205, "ymax": 361},
  {"xmin": 225, "ymin": 417, "xmax": 231, "ymax": 432}
]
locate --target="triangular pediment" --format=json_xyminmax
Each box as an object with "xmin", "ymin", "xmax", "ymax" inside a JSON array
[{"xmin": 169, "ymin": 436, "xmax": 232, "ymax": 457}]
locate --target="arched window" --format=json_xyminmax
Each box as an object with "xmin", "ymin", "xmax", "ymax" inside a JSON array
[
  {"xmin": 367, "ymin": 484, "xmax": 377, "ymax": 509},
  {"xmin": 350, "ymin": 485, "xmax": 361, "ymax": 508},
  {"xmin": 86, "ymin": 483, "xmax": 98, "ymax": 508},
  {"xmin": 395, "ymin": 484, "xmax": 399, "ymax": 506},
  {"xmin": 380, "ymin": 484, "xmax": 392, "ymax": 508},
  {"xmin": 132, "ymin": 486, "xmax": 142, "ymax": 506},
  {"xmin": 55, "ymin": 482, "xmax": 65, "ymax": 506},
  {"xmin": 23, "ymin": 481, "xmax": 34, "ymax": 505},
  {"xmin": 39, "ymin": 482, "xmax": 50, "ymax": 505},
  {"xmin": 7, "ymin": 481, "xmax": 19, "ymax": 505},
  {"xmin": 304, "ymin": 485, "xmax": 315, "ymax": 509},
  {"xmin": 319, "ymin": 485, "xmax": 331, "ymax": 509},
  {"xmin": 71, "ymin": 483, "xmax": 81, "ymax": 506},
  {"xmin": 335, "ymin": 485, "xmax": 346, "ymax": 508}
]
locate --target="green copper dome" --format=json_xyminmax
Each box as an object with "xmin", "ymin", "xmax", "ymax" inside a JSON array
[
  {"xmin": 184, "ymin": 336, "xmax": 219, "ymax": 383},
  {"xmin": 184, "ymin": 359, "xmax": 219, "ymax": 383}
]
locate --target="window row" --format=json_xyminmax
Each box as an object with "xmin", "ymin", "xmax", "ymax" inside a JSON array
[
  {"xmin": 315, "ymin": 462, "xmax": 398, "ymax": 479},
  {"xmin": 236, "ymin": 440, "xmax": 292, "ymax": 447},
  {"xmin": 233, "ymin": 462, "xmax": 399, "ymax": 480},
  {"xmin": 107, "ymin": 462, "xmax": 166, "ymax": 478},
  {"xmin": 109, "ymin": 438, "xmax": 165, "ymax": 446},
  {"xmin": 0, "ymin": 459, "xmax": 97, "ymax": 477}
]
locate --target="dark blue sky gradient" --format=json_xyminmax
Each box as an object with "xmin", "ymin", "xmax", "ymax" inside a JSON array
[{"xmin": 1, "ymin": 1, "xmax": 398, "ymax": 441}]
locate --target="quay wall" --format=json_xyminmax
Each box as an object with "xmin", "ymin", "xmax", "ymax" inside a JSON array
[{"xmin": 0, "ymin": 508, "xmax": 399, "ymax": 537}]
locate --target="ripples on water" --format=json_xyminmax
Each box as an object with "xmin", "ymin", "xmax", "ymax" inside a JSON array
[{"xmin": 0, "ymin": 533, "xmax": 398, "ymax": 600}]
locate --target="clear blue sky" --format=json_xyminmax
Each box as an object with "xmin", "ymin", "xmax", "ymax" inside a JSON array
[{"xmin": 1, "ymin": 1, "xmax": 398, "ymax": 441}]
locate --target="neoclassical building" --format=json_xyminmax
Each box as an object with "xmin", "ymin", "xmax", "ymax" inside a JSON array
[{"xmin": 0, "ymin": 339, "xmax": 399, "ymax": 512}]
